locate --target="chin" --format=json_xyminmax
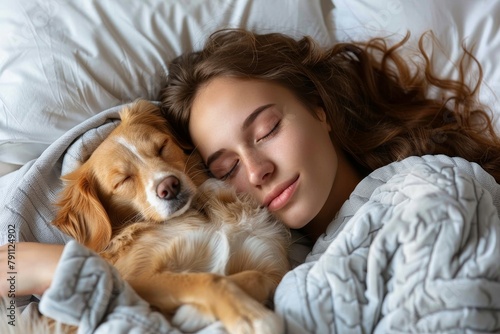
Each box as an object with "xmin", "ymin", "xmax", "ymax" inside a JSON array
[{"xmin": 279, "ymin": 210, "xmax": 311, "ymax": 230}]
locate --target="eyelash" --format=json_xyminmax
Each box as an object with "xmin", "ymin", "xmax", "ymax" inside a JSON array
[
  {"xmin": 219, "ymin": 120, "xmax": 281, "ymax": 180},
  {"xmin": 113, "ymin": 175, "xmax": 132, "ymax": 190},
  {"xmin": 158, "ymin": 139, "xmax": 169, "ymax": 156},
  {"xmin": 259, "ymin": 120, "xmax": 281, "ymax": 142},
  {"xmin": 220, "ymin": 160, "xmax": 239, "ymax": 181}
]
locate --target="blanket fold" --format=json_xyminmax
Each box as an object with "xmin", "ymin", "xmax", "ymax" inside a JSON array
[
  {"xmin": 0, "ymin": 103, "xmax": 127, "ymax": 246},
  {"xmin": 40, "ymin": 241, "xmax": 183, "ymax": 334}
]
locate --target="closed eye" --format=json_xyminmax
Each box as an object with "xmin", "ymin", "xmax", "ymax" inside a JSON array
[
  {"xmin": 257, "ymin": 120, "xmax": 281, "ymax": 143},
  {"xmin": 219, "ymin": 160, "xmax": 240, "ymax": 181},
  {"xmin": 113, "ymin": 175, "xmax": 133, "ymax": 190},
  {"xmin": 158, "ymin": 139, "xmax": 169, "ymax": 156}
]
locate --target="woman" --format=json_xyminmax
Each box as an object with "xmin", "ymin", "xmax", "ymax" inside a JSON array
[
  {"xmin": 161, "ymin": 29, "xmax": 500, "ymax": 239},
  {"xmin": 3, "ymin": 29, "xmax": 500, "ymax": 333}
]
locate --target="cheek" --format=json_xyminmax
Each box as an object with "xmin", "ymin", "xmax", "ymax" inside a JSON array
[
  {"xmin": 283, "ymin": 125, "xmax": 337, "ymax": 225},
  {"xmin": 226, "ymin": 174, "xmax": 251, "ymax": 195},
  {"xmin": 279, "ymin": 124, "xmax": 321, "ymax": 167}
]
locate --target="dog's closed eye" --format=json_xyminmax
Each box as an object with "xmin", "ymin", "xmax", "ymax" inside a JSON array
[
  {"xmin": 158, "ymin": 139, "xmax": 169, "ymax": 156},
  {"xmin": 113, "ymin": 175, "xmax": 133, "ymax": 190}
]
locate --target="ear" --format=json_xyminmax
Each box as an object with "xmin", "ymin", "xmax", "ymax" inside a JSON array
[
  {"xmin": 315, "ymin": 107, "xmax": 331, "ymax": 132},
  {"xmin": 52, "ymin": 166, "xmax": 112, "ymax": 252}
]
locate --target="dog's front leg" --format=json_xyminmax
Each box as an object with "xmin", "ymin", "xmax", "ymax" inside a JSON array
[
  {"xmin": 128, "ymin": 271, "xmax": 284, "ymax": 334},
  {"xmin": 100, "ymin": 223, "xmax": 152, "ymax": 263},
  {"xmin": 227, "ymin": 270, "xmax": 282, "ymax": 305}
]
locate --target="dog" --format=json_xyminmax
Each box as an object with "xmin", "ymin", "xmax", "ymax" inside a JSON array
[{"xmin": 51, "ymin": 100, "xmax": 291, "ymax": 334}]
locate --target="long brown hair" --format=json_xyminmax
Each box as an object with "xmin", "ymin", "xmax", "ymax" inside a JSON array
[{"xmin": 161, "ymin": 29, "xmax": 500, "ymax": 182}]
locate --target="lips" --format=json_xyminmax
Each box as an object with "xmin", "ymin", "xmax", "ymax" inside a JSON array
[{"xmin": 263, "ymin": 175, "xmax": 299, "ymax": 212}]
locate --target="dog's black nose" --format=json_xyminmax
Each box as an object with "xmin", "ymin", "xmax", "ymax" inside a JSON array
[{"xmin": 157, "ymin": 176, "xmax": 180, "ymax": 200}]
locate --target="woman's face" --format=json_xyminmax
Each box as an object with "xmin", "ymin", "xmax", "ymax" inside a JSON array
[{"xmin": 189, "ymin": 77, "xmax": 339, "ymax": 230}]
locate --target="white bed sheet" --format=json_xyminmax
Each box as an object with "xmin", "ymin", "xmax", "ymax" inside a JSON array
[{"xmin": 1, "ymin": 0, "xmax": 499, "ymax": 178}]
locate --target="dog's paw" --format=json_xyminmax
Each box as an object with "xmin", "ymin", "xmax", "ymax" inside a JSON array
[
  {"xmin": 223, "ymin": 297, "xmax": 285, "ymax": 334},
  {"xmin": 172, "ymin": 304, "xmax": 216, "ymax": 332},
  {"xmin": 231, "ymin": 308, "xmax": 285, "ymax": 334}
]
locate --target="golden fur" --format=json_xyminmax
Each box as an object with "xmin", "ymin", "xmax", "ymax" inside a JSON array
[{"xmin": 52, "ymin": 100, "xmax": 291, "ymax": 334}]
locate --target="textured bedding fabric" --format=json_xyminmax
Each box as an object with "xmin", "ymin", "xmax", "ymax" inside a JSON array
[
  {"xmin": 2, "ymin": 104, "xmax": 500, "ymax": 332},
  {"xmin": 276, "ymin": 155, "xmax": 500, "ymax": 333}
]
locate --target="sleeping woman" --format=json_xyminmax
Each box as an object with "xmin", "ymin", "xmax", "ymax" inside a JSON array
[{"xmin": 2, "ymin": 29, "xmax": 500, "ymax": 333}]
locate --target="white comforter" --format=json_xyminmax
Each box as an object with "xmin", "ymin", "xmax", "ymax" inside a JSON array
[{"xmin": 1, "ymin": 104, "xmax": 500, "ymax": 333}]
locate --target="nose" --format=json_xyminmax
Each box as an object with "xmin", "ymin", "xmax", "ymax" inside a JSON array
[
  {"xmin": 245, "ymin": 151, "xmax": 274, "ymax": 186},
  {"xmin": 156, "ymin": 175, "xmax": 180, "ymax": 200}
]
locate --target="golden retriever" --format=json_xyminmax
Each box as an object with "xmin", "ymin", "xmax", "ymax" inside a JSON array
[{"xmin": 52, "ymin": 100, "xmax": 291, "ymax": 334}]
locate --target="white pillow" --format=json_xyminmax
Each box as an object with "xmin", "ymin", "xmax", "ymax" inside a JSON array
[
  {"xmin": 0, "ymin": 0, "xmax": 336, "ymax": 176},
  {"xmin": 332, "ymin": 0, "xmax": 500, "ymax": 127}
]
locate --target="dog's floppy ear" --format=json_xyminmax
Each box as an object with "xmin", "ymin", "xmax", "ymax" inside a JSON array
[{"xmin": 52, "ymin": 166, "xmax": 112, "ymax": 252}]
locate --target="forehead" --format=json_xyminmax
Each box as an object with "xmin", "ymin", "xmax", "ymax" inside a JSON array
[
  {"xmin": 189, "ymin": 78, "xmax": 291, "ymax": 150},
  {"xmin": 193, "ymin": 77, "xmax": 287, "ymax": 112},
  {"xmin": 90, "ymin": 122, "xmax": 166, "ymax": 163},
  {"xmin": 91, "ymin": 130, "xmax": 144, "ymax": 166}
]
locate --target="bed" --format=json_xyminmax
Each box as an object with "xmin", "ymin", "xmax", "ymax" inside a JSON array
[{"xmin": 2, "ymin": 0, "xmax": 500, "ymax": 333}]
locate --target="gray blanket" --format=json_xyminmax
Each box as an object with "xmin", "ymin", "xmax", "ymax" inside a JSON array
[
  {"xmin": 2, "ymin": 103, "xmax": 500, "ymax": 333},
  {"xmin": 276, "ymin": 155, "xmax": 500, "ymax": 333}
]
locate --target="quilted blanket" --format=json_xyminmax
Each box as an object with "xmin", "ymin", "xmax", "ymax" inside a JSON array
[
  {"xmin": 276, "ymin": 155, "xmax": 500, "ymax": 333},
  {"xmin": 2, "ymin": 103, "xmax": 500, "ymax": 333}
]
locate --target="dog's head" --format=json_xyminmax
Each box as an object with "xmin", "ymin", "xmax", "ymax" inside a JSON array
[{"xmin": 53, "ymin": 100, "xmax": 208, "ymax": 252}]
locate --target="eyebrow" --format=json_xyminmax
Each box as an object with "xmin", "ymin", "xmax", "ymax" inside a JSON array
[
  {"xmin": 241, "ymin": 103, "xmax": 275, "ymax": 131},
  {"xmin": 205, "ymin": 103, "xmax": 275, "ymax": 168}
]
